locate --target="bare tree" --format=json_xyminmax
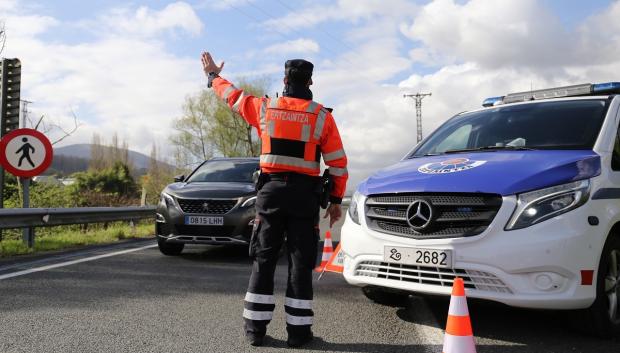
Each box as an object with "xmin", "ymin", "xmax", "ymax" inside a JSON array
[
  {"xmin": 169, "ymin": 77, "xmax": 268, "ymax": 167},
  {"xmin": 90, "ymin": 133, "xmax": 105, "ymax": 170},
  {"xmin": 33, "ymin": 109, "xmax": 83, "ymax": 145}
]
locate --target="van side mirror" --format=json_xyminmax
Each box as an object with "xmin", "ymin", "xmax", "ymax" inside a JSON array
[{"xmin": 174, "ymin": 174, "xmax": 185, "ymax": 183}]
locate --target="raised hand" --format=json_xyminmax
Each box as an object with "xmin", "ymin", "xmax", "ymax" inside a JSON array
[{"xmin": 201, "ymin": 51, "xmax": 224, "ymax": 76}]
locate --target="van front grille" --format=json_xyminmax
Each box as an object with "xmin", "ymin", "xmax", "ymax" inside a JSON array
[{"xmin": 365, "ymin": 193, "xmax": 502, "ymax": 239}]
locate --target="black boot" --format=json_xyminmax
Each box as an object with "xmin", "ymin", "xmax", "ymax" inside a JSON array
[
  {"xmin": 245, "ymin": 333, "xmax": 264, "ymax": 347},
  {"xmin": 287, "ymin": 332, "xmax": 313, "ymax": 348}
]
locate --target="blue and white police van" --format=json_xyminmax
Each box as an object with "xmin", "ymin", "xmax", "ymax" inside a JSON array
[{"xmin": 341, "ymin": 82, "xmax": 620, "ymax": 337}]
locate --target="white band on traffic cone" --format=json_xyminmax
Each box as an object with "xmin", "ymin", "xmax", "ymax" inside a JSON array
[
  {"xmin": 442, "ymin": 333, "xmax": 476, "ymax": 353},
  {"xmin": 324, "ymin": 237, "xmax": 332, "ymax": 248},
  {"xmin": 448, "ymin": 295, "xmax": 469, "ymax": 317}
]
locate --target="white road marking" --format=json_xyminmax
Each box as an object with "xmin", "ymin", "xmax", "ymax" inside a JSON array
[{"xmin": 0, "ymin": 244, "xmax": 157, "ymax": 280}]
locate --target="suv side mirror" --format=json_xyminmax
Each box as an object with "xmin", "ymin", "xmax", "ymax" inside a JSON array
[
  {"xmin": 252, "ymin": 170, "xmax": 261, "ymax": 184},
  {"xmin": 174, "ymin": 174, "xmax": 185, "ymax": 183}
]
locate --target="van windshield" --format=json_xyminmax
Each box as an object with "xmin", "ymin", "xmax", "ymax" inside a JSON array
[
  {"xmin": 186, "ymin": 160, "xmax": 259, "ymax": 183},
  {"xmin": 411, "ymin": 99, "xmax": 610, "ymax": 157}
]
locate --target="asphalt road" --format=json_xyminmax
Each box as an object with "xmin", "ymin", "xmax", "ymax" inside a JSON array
[{"xmin": 0, "ymin": 238, "xmax": 619, "ymax": 353}]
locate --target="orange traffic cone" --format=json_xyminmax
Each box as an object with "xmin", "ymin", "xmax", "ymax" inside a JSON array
[
  {"xmin": 442, "ymin": 277, "xmax": 476, "ymax": 353},
  {"xmin": 314, "ymin": 231, "xmax": 333, "ymax": 272}
]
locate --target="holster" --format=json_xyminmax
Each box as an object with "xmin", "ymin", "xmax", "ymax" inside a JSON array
[
  {"xmin": 255, "ymin": 172, "xmax": 267, "ymax": 191},
  {"xmin": 318, "ymin": 170, "xmax": 334, "ymax": 209}
]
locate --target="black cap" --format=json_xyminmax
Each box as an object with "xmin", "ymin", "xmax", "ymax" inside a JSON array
[{"xmin": 285, "ymin": 59, "xmax": 313, "ymax": 84}]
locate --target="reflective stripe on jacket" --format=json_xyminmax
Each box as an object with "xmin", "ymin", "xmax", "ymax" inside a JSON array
[{"xmin": 212, "ymin": 76, "xmax": 348, "ymax": 202}]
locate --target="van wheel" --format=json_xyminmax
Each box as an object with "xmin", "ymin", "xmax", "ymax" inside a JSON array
[
  {"xmin": 158, "ymin": 239, "xmax": 184, "ymax": 256},
  {"xmin": 572, "ymin": 235, "xmax": 620, "ymax": 338},
  {"xmin": 362, "ymin": 286, "xmax": 409, "ymax": 307}
]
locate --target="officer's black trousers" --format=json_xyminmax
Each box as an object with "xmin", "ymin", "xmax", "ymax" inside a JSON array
[{"xmin": 243, "ymin": 176, "xmax": 319, "ymax": 339}]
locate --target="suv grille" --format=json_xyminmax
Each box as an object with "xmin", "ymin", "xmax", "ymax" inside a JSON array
[
  {"xmin": 365, "ymin": 193, "xmax": 502, "ymax": 239},
  {"xmin": 355, "ymin": 261, "xmax": 511, "ymax": 294},
  {"xmin": 177, "ymin": 198, "xmax": 238, "ymax": 214}
]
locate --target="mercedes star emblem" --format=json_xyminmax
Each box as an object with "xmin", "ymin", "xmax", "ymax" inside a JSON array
[{"xmin": 406, "ymin": 199, "xmax": 434, "ymax": 230}]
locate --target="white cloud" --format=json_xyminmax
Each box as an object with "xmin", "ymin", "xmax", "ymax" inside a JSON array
[
  {"xmin": 0, "ymin": 0, "xmax": 17, "ymax": 12},
  {"xmin": 3, "ymin": 14, "xmax": 59, "ymax": 39},
  {"xmin": 2, "ymin": 2, "xmax": 204, "ymax": 158},
  {"xmin": 262, "ymin": 0, "xmax": 418, "ymax": 30},
  {"xmin": 264, "ymin": 38, "xmax": 320, "ymax": 55},
  {"xmin": 97, "ymin": 1, "xmax": 203, "ymax": 38}
]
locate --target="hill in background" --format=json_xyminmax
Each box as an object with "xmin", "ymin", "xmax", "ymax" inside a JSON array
[{"xmin": 49, "ymin": 144, "xmax": 173, "ymax": 176}]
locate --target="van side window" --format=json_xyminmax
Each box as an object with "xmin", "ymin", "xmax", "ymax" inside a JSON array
[{"xmin": 613, "ymin": 127, "xmax": 620, "ymax": 171}]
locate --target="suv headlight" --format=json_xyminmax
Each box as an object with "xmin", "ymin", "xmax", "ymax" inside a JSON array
[
  {"xmin": 348, "ymin": 191, "xmax": 362, "ymax": 225},
  {"xmin": 241, "ymin": 196, "xmax": 257, "ymax": 208},
  {"xmin": 160, "ymin": 192, "xmax": 176, "ymax": 208},
  {"xmin": 506, "ymin": 179, "xmax": 590, "ymax": 230}
]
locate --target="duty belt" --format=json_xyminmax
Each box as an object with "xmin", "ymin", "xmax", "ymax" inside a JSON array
[{"xmin": 263, "ymin": 172, "xmax": 319, "ymax": 183}]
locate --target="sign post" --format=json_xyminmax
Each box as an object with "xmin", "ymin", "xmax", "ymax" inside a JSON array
[
  {"xmin": 21, "ymin": 177, "xmax": 32, "ymax": 246},
  {"xmin": 0, "ymin": 128, "xmax": 53, "ymax": 247}
]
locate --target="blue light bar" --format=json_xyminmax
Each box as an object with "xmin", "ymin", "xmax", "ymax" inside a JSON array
[
  {"xmin": 592, "ymin": 82, "xmax": 620, "ymax": 94},
  {"xmin": 482, "ymin": 96, "xmax": 504, "ymax": 107}
]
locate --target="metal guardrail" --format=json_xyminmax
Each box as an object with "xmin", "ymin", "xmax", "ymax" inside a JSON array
[
  {"xmin": 0, "ymin": 199, "xmax": 348, "ymax": 230},
  {"xmin": 0, "ymin": 206, "xmax": 156, "ymax": 229}
]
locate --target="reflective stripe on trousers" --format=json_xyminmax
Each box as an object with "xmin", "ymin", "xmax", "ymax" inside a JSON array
[
  {"xmin": 284, "ymin": 297, "xmax": 314, "ymax": 326},
  {"xmin": 243, "ymin": 292, "xmax": 276, "ymax": 322}
]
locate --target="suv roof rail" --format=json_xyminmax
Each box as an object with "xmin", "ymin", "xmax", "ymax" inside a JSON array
[{"xmin": 482, "ymin": 82, "xmax": 620, "ymax": 107}]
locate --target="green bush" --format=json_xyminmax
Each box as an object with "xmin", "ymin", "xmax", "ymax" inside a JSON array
[{"xmin": 0, "ymin": 161, "xmax": 148, "ymax": 254}]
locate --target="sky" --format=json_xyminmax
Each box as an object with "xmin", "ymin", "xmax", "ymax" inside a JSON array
[{"xmin": 1, "ymin": 0, "xmax": 620, "ymax": 191}]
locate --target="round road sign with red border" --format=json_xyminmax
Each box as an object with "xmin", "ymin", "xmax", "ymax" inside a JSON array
[{"xmin": 0, "ymin": 128, "xmax": 53, "ymax": 178}]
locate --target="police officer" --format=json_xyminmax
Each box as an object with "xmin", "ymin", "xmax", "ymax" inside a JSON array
[{"xmin": 201, "ymin": 52, "xmax": 348, "ymax": 347}]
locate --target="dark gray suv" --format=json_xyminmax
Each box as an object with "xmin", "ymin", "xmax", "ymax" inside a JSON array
[{"xmin": 156, "ymin": 157, "xmax": 259, "ymax": 256}]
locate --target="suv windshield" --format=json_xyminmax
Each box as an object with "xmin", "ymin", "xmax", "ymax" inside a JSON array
[
  {"xmin": 411, "ymin": 99, "xmax": 610, "ymax": 157},
  {"xmin": 186, "ymin": 160, "xmax": 258, "ymax": 183}
]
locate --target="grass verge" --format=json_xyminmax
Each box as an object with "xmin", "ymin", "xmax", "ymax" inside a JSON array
[{"xmin": 0, "ymin": 222, "xmax": 154, "ymax": 258}]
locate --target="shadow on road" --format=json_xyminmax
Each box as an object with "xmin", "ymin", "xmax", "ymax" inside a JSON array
[{"xmin": 260, "ymin": 335, "xmax": 425, "ymax": 352}]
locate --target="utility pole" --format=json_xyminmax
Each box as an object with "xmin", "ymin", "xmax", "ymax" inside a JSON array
[
  {"xmin": 21, "ymin": 99, "xmax": 32, "ymax": 128},
  {"xmin": 404, "ymin": 92, "xmax": 432, "ymax": 143}
]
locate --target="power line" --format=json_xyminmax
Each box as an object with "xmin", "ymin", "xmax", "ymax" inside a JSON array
[
  {"xmin": 230, "ymin": 0, "xmax": 354, "ymax": 65},
  {"xmin": 273, "ymin": 0, "xmax": 358, "ymax": 54}
]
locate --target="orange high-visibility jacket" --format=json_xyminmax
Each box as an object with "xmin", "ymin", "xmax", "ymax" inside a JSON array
[{"xmin": 212, "ymin": 76, "xmax": 348, "ymax": 203}]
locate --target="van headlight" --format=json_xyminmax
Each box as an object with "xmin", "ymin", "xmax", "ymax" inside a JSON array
[
  {"xmin": 348, "ymin": 191, "xmax": 362, "ymax": 225},
  {"xmin": 506, "ymin": 179, "xmax": 590, "ymax": 230}
]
